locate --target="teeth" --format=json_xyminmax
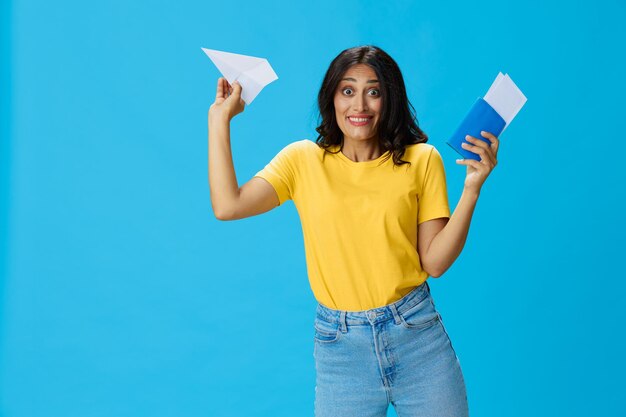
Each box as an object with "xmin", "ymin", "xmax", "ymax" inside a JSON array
[{"xmin": 349, "ymin": 117, "xmax": 370, "ymax": 122}]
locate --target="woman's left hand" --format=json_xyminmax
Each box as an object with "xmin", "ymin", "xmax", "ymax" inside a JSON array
[{"xmin": 456, "ymin": 131, "xmax": 499, "ymax": 194}]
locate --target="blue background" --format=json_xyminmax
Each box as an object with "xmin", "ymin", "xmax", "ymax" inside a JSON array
[{"xmin": 2, "ymin": 0, "xmax": 625, "ymax": 416}]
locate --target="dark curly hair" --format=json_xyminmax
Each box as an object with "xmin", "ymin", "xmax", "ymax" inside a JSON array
[{"xmin": 315, "ymin": 45, "xmax": 428, "ymax": 168}]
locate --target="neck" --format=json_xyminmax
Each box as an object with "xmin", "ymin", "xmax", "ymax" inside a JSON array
[{"xmin": 340, "ymin": 138, "xmax": 383, "ymax": 162}]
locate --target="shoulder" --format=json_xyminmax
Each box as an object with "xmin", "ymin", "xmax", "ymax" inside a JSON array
[
  {"xmin": 300, "ymin": 139, "xmax": 321, "ymax": 149},
  {"xmin": 293, "ymin": 139, "xmax": 326, "ymax": 157},
  {"xmin": 272, "ymin": 139, "xmax": 310, "ymax": 158},
  {"xmin": 282, "ymin": 139, "xmax": 315, "ymax": 152},
  {"xmin": 268, "ymin": 139, "xmax": 319, "ymax": 167},
  {"xmin": 402, "ymin": 142, "xmax": 441, "ymax": 163}
]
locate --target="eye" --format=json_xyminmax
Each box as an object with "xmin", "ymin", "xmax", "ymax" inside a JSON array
[{"xmin": 341, "ymin": 87, "xmax": 380, "ymax": 96}]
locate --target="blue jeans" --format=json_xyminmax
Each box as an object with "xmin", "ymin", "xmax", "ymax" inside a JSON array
[{"xmin": 313, "ymin": 280, "xmax": 469, "ymax": 417}]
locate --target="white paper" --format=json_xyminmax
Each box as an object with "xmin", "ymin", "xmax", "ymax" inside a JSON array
[
  {"xmin": 483, "ymin": 72, "xmax": 527, "ymax": 132},
  {"xmin": 201, "ymin": 48, "xmax": 278, "ymax": 105}
]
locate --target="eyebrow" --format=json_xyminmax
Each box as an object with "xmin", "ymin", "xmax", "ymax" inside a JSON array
[{"xmin": 341, "ymin": 77, "xmax": 379, "ymax": 83}]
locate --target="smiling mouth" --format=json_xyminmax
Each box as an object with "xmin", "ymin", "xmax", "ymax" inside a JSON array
[{"xmin": 347, "ymin": 116, "xmax": 372, "ymax": 126}]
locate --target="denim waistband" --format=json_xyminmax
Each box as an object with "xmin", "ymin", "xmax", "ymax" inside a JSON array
[{"xmin": 316, "ymin": 280, "xmax": 432, "ymax": 326}]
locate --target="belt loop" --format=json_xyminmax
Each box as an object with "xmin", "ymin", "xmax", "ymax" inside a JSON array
[
  {"xmin": 339, "ymin": 311, "xmax": 347, "ymax": 333},
  {"xmin": 389, "ymin": 303, "xmax": 402, "ymax": 325}
]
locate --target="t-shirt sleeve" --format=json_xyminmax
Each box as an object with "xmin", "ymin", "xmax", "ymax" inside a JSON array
[
  {"xmin": 253, "ymin": 141, "xmax": 301, "ymax": 206},
  {"xmin": 418, "ymin": 146, "xmax": 451, "ymax": 225}
]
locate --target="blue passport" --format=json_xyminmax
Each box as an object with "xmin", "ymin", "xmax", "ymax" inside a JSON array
[{"xmin": 446, "ymin": 97, "xmax": 506, "ymax": 161}]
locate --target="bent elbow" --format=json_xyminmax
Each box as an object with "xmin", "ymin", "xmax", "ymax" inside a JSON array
[
  {"xmin": 430, "ymin": 266, "xmax": 450, "ymax": 278},
  {"xmin": 215, "ymin": 214, "xmax": 230, "ymax": 221},
  {"xmin": 424, "ymin": 264, "xmax": 444, "ymax": 278},
  {"xmin": 213, "ymin": 207, "xmax": 233, "ymax": 221}
]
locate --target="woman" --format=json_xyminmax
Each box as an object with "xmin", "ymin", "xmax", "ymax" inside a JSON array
[{"xmin": 208, "ymin": 45, "xmax": 499, "ymax": 417}]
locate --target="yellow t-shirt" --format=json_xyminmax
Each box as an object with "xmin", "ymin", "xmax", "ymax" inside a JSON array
[{"xmin": 254, "ymin": 139, "xmax": 450, "ymax": 311}]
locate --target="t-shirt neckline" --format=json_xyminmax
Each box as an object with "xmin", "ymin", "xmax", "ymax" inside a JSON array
[{"xmin": 331, "ymin": 144, "xmax": 391, "ymax": 168}]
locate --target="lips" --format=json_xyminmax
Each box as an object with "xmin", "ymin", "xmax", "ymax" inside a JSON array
[{"xmin": 347, "ymin": 116, "xmax": 372, "ymax": 126}]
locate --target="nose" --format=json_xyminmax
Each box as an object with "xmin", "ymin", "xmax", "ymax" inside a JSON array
[{"xmin": 351, "ymin": 93, "xmax": 368, "ymax": 112}]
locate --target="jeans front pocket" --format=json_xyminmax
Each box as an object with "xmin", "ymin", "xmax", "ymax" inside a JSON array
[
  {"xmin": 313, "ymin": 316, "xmax": 342, "ymax": 344},
  {"xmin": 398, "ymin": 295, "xmax": 440, "ymax": 330}
]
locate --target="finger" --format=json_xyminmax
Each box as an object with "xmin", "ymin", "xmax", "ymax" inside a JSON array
[
  {"xmin": 229, "ymin": 81, "xmax": 245, "ymax": 107},
  {"xmin": 459, "ymin": 154, "xmax": 496, "ymax": 174},
  {"xmin": 465, "ymin": 135, "xmax": 491, "ymax": 151},
  {"xmin": 220, "ymin": 78, "xmax": 230, "ymax": 98},
  {"xmin": 224, "ymin": 78, "xmax": 233, "ymax": 99},
  {"xmin": 480, "ymin": 130, "xmax": 500, "ymax": 154},
  {"xmin": 465, "ymin": 135, "xmax": 497, "ymax": 166},
  {"xmin": 230, "ymin": 81, "xmax": 237, "ymax": 96},
  {"xmin": 480, "ymin": 130, "xmax": 497, "ymax": 142},
  {"xmin": 216, "ymin": 77, "xmax": 224, "ymax": 100},
  {"xmin": 231, "ymin": 81, "xmax": 242, "ymax": 96},
  {"xmin": 455, "ymin": 158, "xmax": 484, "ymax": 170},
  {"xmin": 462, "ymin": 137, "xmax": 496, "ymax": 166},
  {"xmin": 233, "ymin": 82, "xmax": 245, "ymax": 107}
]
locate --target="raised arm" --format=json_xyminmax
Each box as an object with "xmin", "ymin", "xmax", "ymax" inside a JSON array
[
  {"xmin": 419, "ymin": 131, "xmax": 500, "ymax": 276},
  {"xmin": 208, "ymin": 77, "xmax": 279, "ymax": 221}
]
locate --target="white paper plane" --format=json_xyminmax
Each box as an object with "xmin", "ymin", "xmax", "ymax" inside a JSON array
[
  {"xmin": 201, "ymin": 48, "xmax": 278, "ymax": 105},
  {"xmin": 483, "ymin": 72, "xmax": 527, "ymax": 132}
]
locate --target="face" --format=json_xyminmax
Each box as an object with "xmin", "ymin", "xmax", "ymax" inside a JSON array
[{"xmin": 334, "ymin": 63, "xmax": 382, "ymax": 145}]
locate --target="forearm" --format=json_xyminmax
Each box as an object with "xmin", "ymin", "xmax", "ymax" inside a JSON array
[
  {"xmin": 426, "ymin": 188, "xmax": 480, "ymax": 277},
  {"xmin": 208, "ymin": 112, "xmax": 239, "ymax": 218}
]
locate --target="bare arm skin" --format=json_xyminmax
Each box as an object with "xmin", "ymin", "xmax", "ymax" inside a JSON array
[
  {"xmin": 417, "ymin": 189, "xmax": 479, "ymax": 278},
  {"xmin": 418, "ymin": 130, "xmax": 501, "ymax": 277},
  {"xmin": 208, "ymin": 77, "xmax": 280, "ymax": 221}
]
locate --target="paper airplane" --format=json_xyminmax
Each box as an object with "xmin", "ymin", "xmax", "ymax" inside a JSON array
[{"xmin": 201, "ymin": 48, "xmax": 278, "ymax": 105}]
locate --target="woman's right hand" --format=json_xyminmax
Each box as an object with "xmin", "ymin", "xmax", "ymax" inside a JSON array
[{"xmin": 209, "ymin": 77, "xmax": 245, "ymax": 122}]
